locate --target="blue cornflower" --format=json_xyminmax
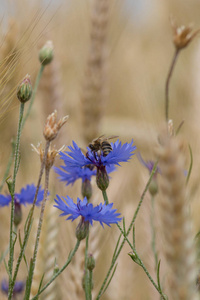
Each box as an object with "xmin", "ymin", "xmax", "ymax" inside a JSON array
[
  {"xmin": 0, "ymin": 184, "xmax": 45, "ymax": 207},
  {"xmin": 54, "ymin": 195, "xmax": 122, "ymax": 228},
  {"xmin": 57, "ymin": 140, "xmax": 136, "ymax": 191},
  {"xmin": 0, "ymin": 184, "xmax": 45, "ymax": 226},
  {"xmin": 54, "ymin": 165, "xmax": 96, "ymax": 185},
  {"xmin": 1, "ymin": 279, "xmax": 24, "ymax": 297},
  {"xmin": 137, "ymin": 152, "xmax": 160, "ymax": 176},
  {"xmin": 54, "ymin": 164, "xmax": 115, "ymax": 186},
  {"xmin": 59, "ymin": 140, "xmax": 136, "ymax": 169},
  {"xmin": 137, "ymin": 152, "xmax": 160, "ymax": 196}
]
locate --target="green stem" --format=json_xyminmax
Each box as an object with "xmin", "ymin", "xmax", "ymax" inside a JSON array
[
  {"xmin": 24, "ymin": 152, "xmax": 51, "ymax": 299},
  {"xmin": 11, "ymin": 141, "xmax": 50, "ymax": 298},
  {"xmin": 22, "ymin": 65, "xmax": 44, "ymax": 127},
  {"xmin": 117, "ymin": 224, "xmax": 167, "ymax": 300},
  {"xmin": 102, "ymin": 190, "xmax": 108, "ymax": 205},
  {"xmin": 150, "ymin": 196, "xmax": 158, "ymax": 271},
  {"xmin": 165, "ymin": 48, "xmax": 180, "ymax": 123},
  {"xmin": 0, "ymin": 65, "xmax": 44, "ymax": 195},
  {"xmin": 31, "ymin": 240, "xmax": 81, "ymax": 300},
  {"xmin": 84, "ymin": 234, "xmax": 91, "ymax": 300},
  {"xmin": 8, "ymin": 102, "xmax": 24, "ymax": 299},
  {"xmin": 0, "ymin": 140, "xmax": 15, "ymax": 192},
  {"xmin": 96, "ymin": 162, "xmax": 158, "ymax": 299}
]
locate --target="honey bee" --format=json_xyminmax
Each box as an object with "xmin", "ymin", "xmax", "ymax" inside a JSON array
[{"xmin": 88, "ymin": 135, "xmax": 118, "ymax": 157}]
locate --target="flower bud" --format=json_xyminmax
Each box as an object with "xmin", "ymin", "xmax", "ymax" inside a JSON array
[
  {"xmin": 76, "ymin": 219, "xmax": 89, "ymax": 241},
  {"xmin": 17, "ymin": 74, "xmax": 32, "ymax": 103},
  {"xmin": 39, "ymin": 40, "xmax": 54, "ymax": 66},
  {"xmin": 14, "ymin": 199, "xmax": 22, "ymax": 226},
  {"xmin": 81, "ymin": 179, "xmax": 92, "ymax": 200},
  {"xmin": 148, "ymin": 179, "xmax": 158, "ymax": 196},
  {"xmin": 96, "ymin": 166, "xmax": 109, "ymax": 191},
  {"xmin": 86, "ymin": 254, "xmax": 95, "ymax": 271},
  {"xmin": 53, "ymin": 263, "xmax": 59, "ymax": 275}
]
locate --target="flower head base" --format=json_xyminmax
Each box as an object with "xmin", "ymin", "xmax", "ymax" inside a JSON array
[
  {"xmin": 43, "ymin": 110, "xmax": 69, "ymax": 142},
  {"xmin": 171, "ymin": 17, "xmax": 200, "ymax": 50},
  {"xmin": 1, "ymin": 279, "xmax": 24, "ymax": 297},
  {"xmin": 54, "ymin": 196, "xmax": 122, "ymax": 227}
]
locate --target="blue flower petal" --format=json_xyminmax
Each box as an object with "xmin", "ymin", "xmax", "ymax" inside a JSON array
[
  {"xmin": 0, "ymin": 195, "xmax": 11, "ymax": 207},
  {"xmin": 54, "ymin": 196, "xmax": 122, "ymax": 227}
]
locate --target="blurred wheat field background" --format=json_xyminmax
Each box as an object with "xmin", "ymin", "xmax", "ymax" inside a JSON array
[{"xmin": 1, "ymin": 0, "xmax": 200, "ymax": 299}]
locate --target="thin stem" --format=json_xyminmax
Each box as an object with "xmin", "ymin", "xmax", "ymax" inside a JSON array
[
  {"xmin": 31, "ymin": 240, "xmax": 81, "ymax": 300},
  {"xmin": 150, "ymin": 196, "xmax": 158, "ymax": 271},
  {"xmin": 85, "ymin": 233, "xmax": 91, "ymax": 300},
  {"xmin": 117, "ymin": 224, "xmax": 167, "ymax": 300},
  {"xmin": 22, "ymin": 65, "xmax": 44, "ymax": 127},
  {"xmin": 96, "ymin": 162, "xmax": 158, "ymax": 299},
  {"xmin": 24, "ymin": 159, "xmax": 51, "ymax": 299},
  {"xmin": 102, "ymin": 189, "xmax": 108, "ymax": 205},
  {"xmin": 0, "ymin": 140, "xmax": 15, "ymax": 192},
  {"xmin": 165, "ymin": 48, "xmax": 180, "ymax": 123},
  {"xmin": 10, "ymin": 141, "xmax": 50, "ymax": 299},
  {"xmin": 8, "ymin": 102, "xmax": 24, "ymax": 299},
  {"xmin": 1, "ymin": 65, "xmax": 45, "ymax": 196}
]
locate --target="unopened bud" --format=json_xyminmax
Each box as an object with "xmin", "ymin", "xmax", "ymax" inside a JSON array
[
  {"xmin": 96, "ymin": 166, "xmax": 109, "ymax": 191},
  {"xmin": 39, "ymin": 41, "xmax": 54, "ymax": 66},
  {"xmin": 86, "ymin": 254, "xmax": 95, "ymax": 271},
  {"xmin": 76, "ymin": 219, "xmax": 89, "ymax": 241},
  {"xmin": 17, "ymin": 74, "xmax": 32, "ymax": 103},
  {"xmin": 14, "ymin": 199, "xmax": 22, "ymax": 227},
  {"xmin": 148, "ymin": 179, "xmax": 158, "ymax": 196}
]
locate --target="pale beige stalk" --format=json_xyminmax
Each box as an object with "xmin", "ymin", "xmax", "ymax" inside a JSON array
[
  {"xmin": 40, "ymin": 199, "xmax": 59, "ymax": 300},
  {"xmin": 157, "ymin": 132, "xmax": 198, "ymax": 300},
  {"xmin": 81, "ymin": 0, "xmax": 110, "ymax": 143}
]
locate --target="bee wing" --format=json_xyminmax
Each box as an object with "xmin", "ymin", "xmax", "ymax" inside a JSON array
[
  {"xmin": 104, "ymin": 135, "xmax": 119, "ymax": 141},
  {"xmin": 92, "ymin": 134, "xmax": 105, "ymax": 142}
]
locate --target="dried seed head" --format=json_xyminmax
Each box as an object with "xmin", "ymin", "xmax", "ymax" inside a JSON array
[
  {"xmin": 43, "ymin": 110, "xmax": 69, "ymax": 141},
  {"xmin": 17, "ymin": 74, "xmax": 32, "ymax": 103},
  {"xmin": 32, "ymin": 143, "xmax": 65, "ymax": 170},
  {"xmin": 171, "ymin": 17, "xmax": 200, "ymax": 50},
  {"xmin": 39, "ymin": 40, "xmax": 54, "ymax": 66}
]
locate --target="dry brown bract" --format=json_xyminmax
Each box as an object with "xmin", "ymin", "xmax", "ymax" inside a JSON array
[
  {"xmin": 43, "ymin": 110, "xmax": 69, "ymax": 141},
  {"xmin": 171, "ymin": 17, "xmax": 200, "ymax": 50},
  {"xmin": 31, "ymin": 143, "xmax": 65, "ymax": 169}
]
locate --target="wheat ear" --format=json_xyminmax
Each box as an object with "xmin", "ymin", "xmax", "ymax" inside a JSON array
[
  {"xmin": 158, "ymin": 132, "xmax": 198, "ymax": 300},
  {"xmin": 81, "ymin": 0, "xmax": 110, "ymax": 143}
]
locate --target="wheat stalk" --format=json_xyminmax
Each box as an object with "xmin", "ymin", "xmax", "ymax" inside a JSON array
[
  {"xmin": 157, "ymin": 131, "xmax": 198, "ymax": 300},
  {"xmin": 81, "ymin": 0, "xmax": 110, "ymax": 143}
]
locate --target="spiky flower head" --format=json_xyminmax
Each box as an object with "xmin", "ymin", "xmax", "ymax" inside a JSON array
[
  {"xmin": 0, "ymin": 184, "xmax": 45, "ymax": 226},
  {"xmin": 39, "ymin": 40, "xmax": 54, "ymax": 66},
  {"xmin": 17, "ymin": 74, "xmax": 32, "ymax": 103},
  {"xmin": 56, "ymin": 139, "xmax": 135, "ymax": 191},
  {"xmin": 54, "ymin": 195, "xmax": 122, "ymax": 227},
  {"xmin": 43, "ymin": 110, "xmax": 69, "ymax": 142},
  {"xmin": 0, "ymin": 184, "xmax": 44, "ymax": 207}
]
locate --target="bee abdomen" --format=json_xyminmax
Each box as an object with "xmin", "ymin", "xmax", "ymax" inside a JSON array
[{"xmin": 102, "ymin": 141, "xmax": 112, "ymax": 157}]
